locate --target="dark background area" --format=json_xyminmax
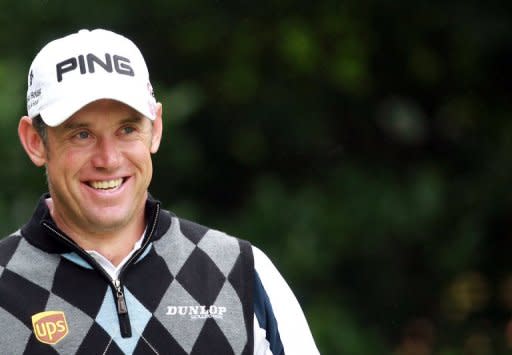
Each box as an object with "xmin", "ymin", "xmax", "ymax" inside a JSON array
[{"xmin": 1, "ymin": 1, "xmax": 511, "ymax": 353}]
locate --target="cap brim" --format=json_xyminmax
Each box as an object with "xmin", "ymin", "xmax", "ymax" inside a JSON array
[{"xmin": 39, "ymin": 82, "xmax": 156, "ymax": 127}]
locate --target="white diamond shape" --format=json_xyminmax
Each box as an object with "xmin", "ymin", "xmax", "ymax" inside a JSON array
[
  {"xmin": 153, "ymin": 217, "xmax": 196, "ymax": 276},
  {"xmin": 197, "ymin": 230, "xmax": 240, "ymax": 276},
  {"xmin": 213, "ymin": 282, "xmax": 247, "ymax": 354},
  {"xmin": 45, "ymin": 293, "xmax": 94, "ymax": 354},
  {"xmin": 6, "ymin": 238, "xmax": 60, "ymax": 290},
  {"xmin": 154, "ymin": 280, "xmax": 207, "ymax": 353}
]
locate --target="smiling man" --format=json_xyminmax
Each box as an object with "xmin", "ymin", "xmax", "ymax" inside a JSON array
[
  {"xmin": 21, "ymin": 99, "xmax": 161, "ymax": 264},
  {"xmin": 0, "ymin": 29, "xmax": 319, "ymax": 354}
]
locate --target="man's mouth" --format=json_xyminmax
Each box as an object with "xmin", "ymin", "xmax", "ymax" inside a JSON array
[{"xmin": 88, "ymin": 178, "xmax": 124, "ymax": 190}]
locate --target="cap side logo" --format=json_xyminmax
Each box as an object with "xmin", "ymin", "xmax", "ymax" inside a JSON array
[{"xmin": 31, "ymin": 311, "xmax": 69, "ymax": 345}]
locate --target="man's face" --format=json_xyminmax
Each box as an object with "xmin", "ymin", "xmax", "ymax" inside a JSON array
[{"xmin": 42, "ymin": 99, "xmax": 162, "ymax": 237}]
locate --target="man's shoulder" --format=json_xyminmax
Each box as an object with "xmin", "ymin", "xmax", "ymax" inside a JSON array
[
  {"xmin": 171, "ymin": 216, "xmax": 212, "ymax": 244},
  {"xmin": 0, "ymin": 231, "xmax": 23, "ymax": 255},
  {"xmin": 163, "ymin": 213, "xmax": 253, "ymax": 249},
  {"xmin": 0, "ymin": 232, "xmax": 26, "ymax": 271},
  {"xmin": 153, "ymin": 213, "xmax": 255, "ymax": 287}
]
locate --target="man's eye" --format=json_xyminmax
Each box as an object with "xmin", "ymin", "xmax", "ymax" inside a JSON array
[
  {"xmin": 123, "ymin": 127, "xmax": 135, "ymax": 134},
  {"xmin": 76, "ymin": 131, "xmax": 89, "ymax": 139}
]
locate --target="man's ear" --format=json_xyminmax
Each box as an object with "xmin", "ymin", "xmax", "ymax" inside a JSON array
[
  {"xmin": 18, "ymin": 116, "xmax": 47, "ymax": 167},
  {"xmin": 150, "ymin": 103, "xmax": 163, "ymax": 154}
]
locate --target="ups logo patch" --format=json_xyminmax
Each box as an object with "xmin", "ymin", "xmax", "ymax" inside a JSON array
[{"xmin": 31, "ymin": 311, "xmax": 69, "ymax": 345}]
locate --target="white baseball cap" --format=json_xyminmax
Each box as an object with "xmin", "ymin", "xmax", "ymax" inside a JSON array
[{"xmin": 26, "ymin": 29, "xmax": 157, "ymax": 127}]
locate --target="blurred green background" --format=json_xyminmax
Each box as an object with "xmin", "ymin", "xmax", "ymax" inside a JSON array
[{"xmin": 1, "ymin": 1, "xmax": 511, "ymax": 353}]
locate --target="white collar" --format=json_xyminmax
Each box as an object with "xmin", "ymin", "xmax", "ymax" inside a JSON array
[{"xmin": 86, "ymin": 229, "xmax": 146, "ymax": 280}]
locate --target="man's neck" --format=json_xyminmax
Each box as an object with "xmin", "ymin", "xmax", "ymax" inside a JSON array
[
  {"xmin": 87, "ymin": 229, "xmax": 146, "ymax": 278},
  {"xmin": 45, "ymin": 198, "xmax": 146, "ymax": 266}
]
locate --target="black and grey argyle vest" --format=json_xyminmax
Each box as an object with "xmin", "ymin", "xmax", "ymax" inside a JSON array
[{"xmin": 0, "ymin": 195, "xmax": 254, "ymax": 354}]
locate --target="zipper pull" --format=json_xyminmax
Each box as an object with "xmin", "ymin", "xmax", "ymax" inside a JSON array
[
  {"xmin": 114, "ymin": 279, "xmax": 128, "ymax": 314},
  {"xmin": 113, "ymin": 279, "xmax": 132, "ymax": 337}
]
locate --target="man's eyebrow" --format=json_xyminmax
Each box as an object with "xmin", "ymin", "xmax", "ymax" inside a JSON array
[
  {"xmin": 120, "ymin": 115, "xmax": 144, "ymax": 124},
  {"xmin": 62, "ymin": 121, "xmax": 89, "ymax": 130}
]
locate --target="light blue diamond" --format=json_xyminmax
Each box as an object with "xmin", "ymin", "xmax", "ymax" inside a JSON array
[
  {"xmin": 96, "ymin": 287, "xmax": 152, "ymax": 354},
  {"xmin": 61, "ymin": 252, "xmax": 94, "ymax": 270}
]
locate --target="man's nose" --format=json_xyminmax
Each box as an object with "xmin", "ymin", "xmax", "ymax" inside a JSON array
[{"xmin": 91, "ymin": 137, "xmax": 122, "ymax": 169}]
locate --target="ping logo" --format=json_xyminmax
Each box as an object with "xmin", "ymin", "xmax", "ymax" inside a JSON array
[
  {"xmin": 31, "ymin": 311, "xmax": 69, "ymax": 345},
  {"xmin": 56, "ymin": 53, "xmax": 135, "ymax": 82}
]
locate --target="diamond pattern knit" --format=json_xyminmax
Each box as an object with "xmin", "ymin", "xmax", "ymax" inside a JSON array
[{"xmin": 0, "ymin": 195, "xmax": 254, "ymax": 355}]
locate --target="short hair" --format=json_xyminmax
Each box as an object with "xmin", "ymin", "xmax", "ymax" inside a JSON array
[{"xmin": 32, "ymin": 115, "xmax": 48, "ymax": 144}]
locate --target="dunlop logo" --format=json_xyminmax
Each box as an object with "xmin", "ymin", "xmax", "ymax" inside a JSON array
[{"xmin": 31, "ymin": 311, "xmax": 69, "ymax": 345}]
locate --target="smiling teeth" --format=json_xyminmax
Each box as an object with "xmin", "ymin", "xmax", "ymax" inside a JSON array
[{"xmin": 90, "ymin": 178, "xmax": 123, "ymax": 190}]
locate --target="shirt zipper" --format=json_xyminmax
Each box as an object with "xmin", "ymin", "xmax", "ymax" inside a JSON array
[
  {"xmin": 113, "ymin": 278, "xmax": 131, "ymax": 337},
  {"xmin": 41, "ymin": 203, "xmax": 161, "ymax": 338}
]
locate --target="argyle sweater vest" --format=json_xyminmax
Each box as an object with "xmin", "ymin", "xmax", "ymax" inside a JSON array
[{"xmin": 0, "ymin": 195, "xmax": 254, "ymax": 354}]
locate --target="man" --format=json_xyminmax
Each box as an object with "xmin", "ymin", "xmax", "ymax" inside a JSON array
[{"xmin": 0, "ymin": 29, "xmax": 319, "ymax": 354}]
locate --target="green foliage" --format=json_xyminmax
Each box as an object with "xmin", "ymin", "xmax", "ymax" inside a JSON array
[{"xmin": 1, "ymin": 0, "xmax": 511, "ymax": 352}]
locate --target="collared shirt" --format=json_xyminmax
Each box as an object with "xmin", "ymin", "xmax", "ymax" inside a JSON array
[{"xmin": 86, "ymin": 230, "xmax": 146, "ymax": 280}]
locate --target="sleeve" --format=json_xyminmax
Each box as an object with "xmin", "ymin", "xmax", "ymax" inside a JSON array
[{"xmin": 252, "ymin": 246, "xmax": 320, "ymax": 355}]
